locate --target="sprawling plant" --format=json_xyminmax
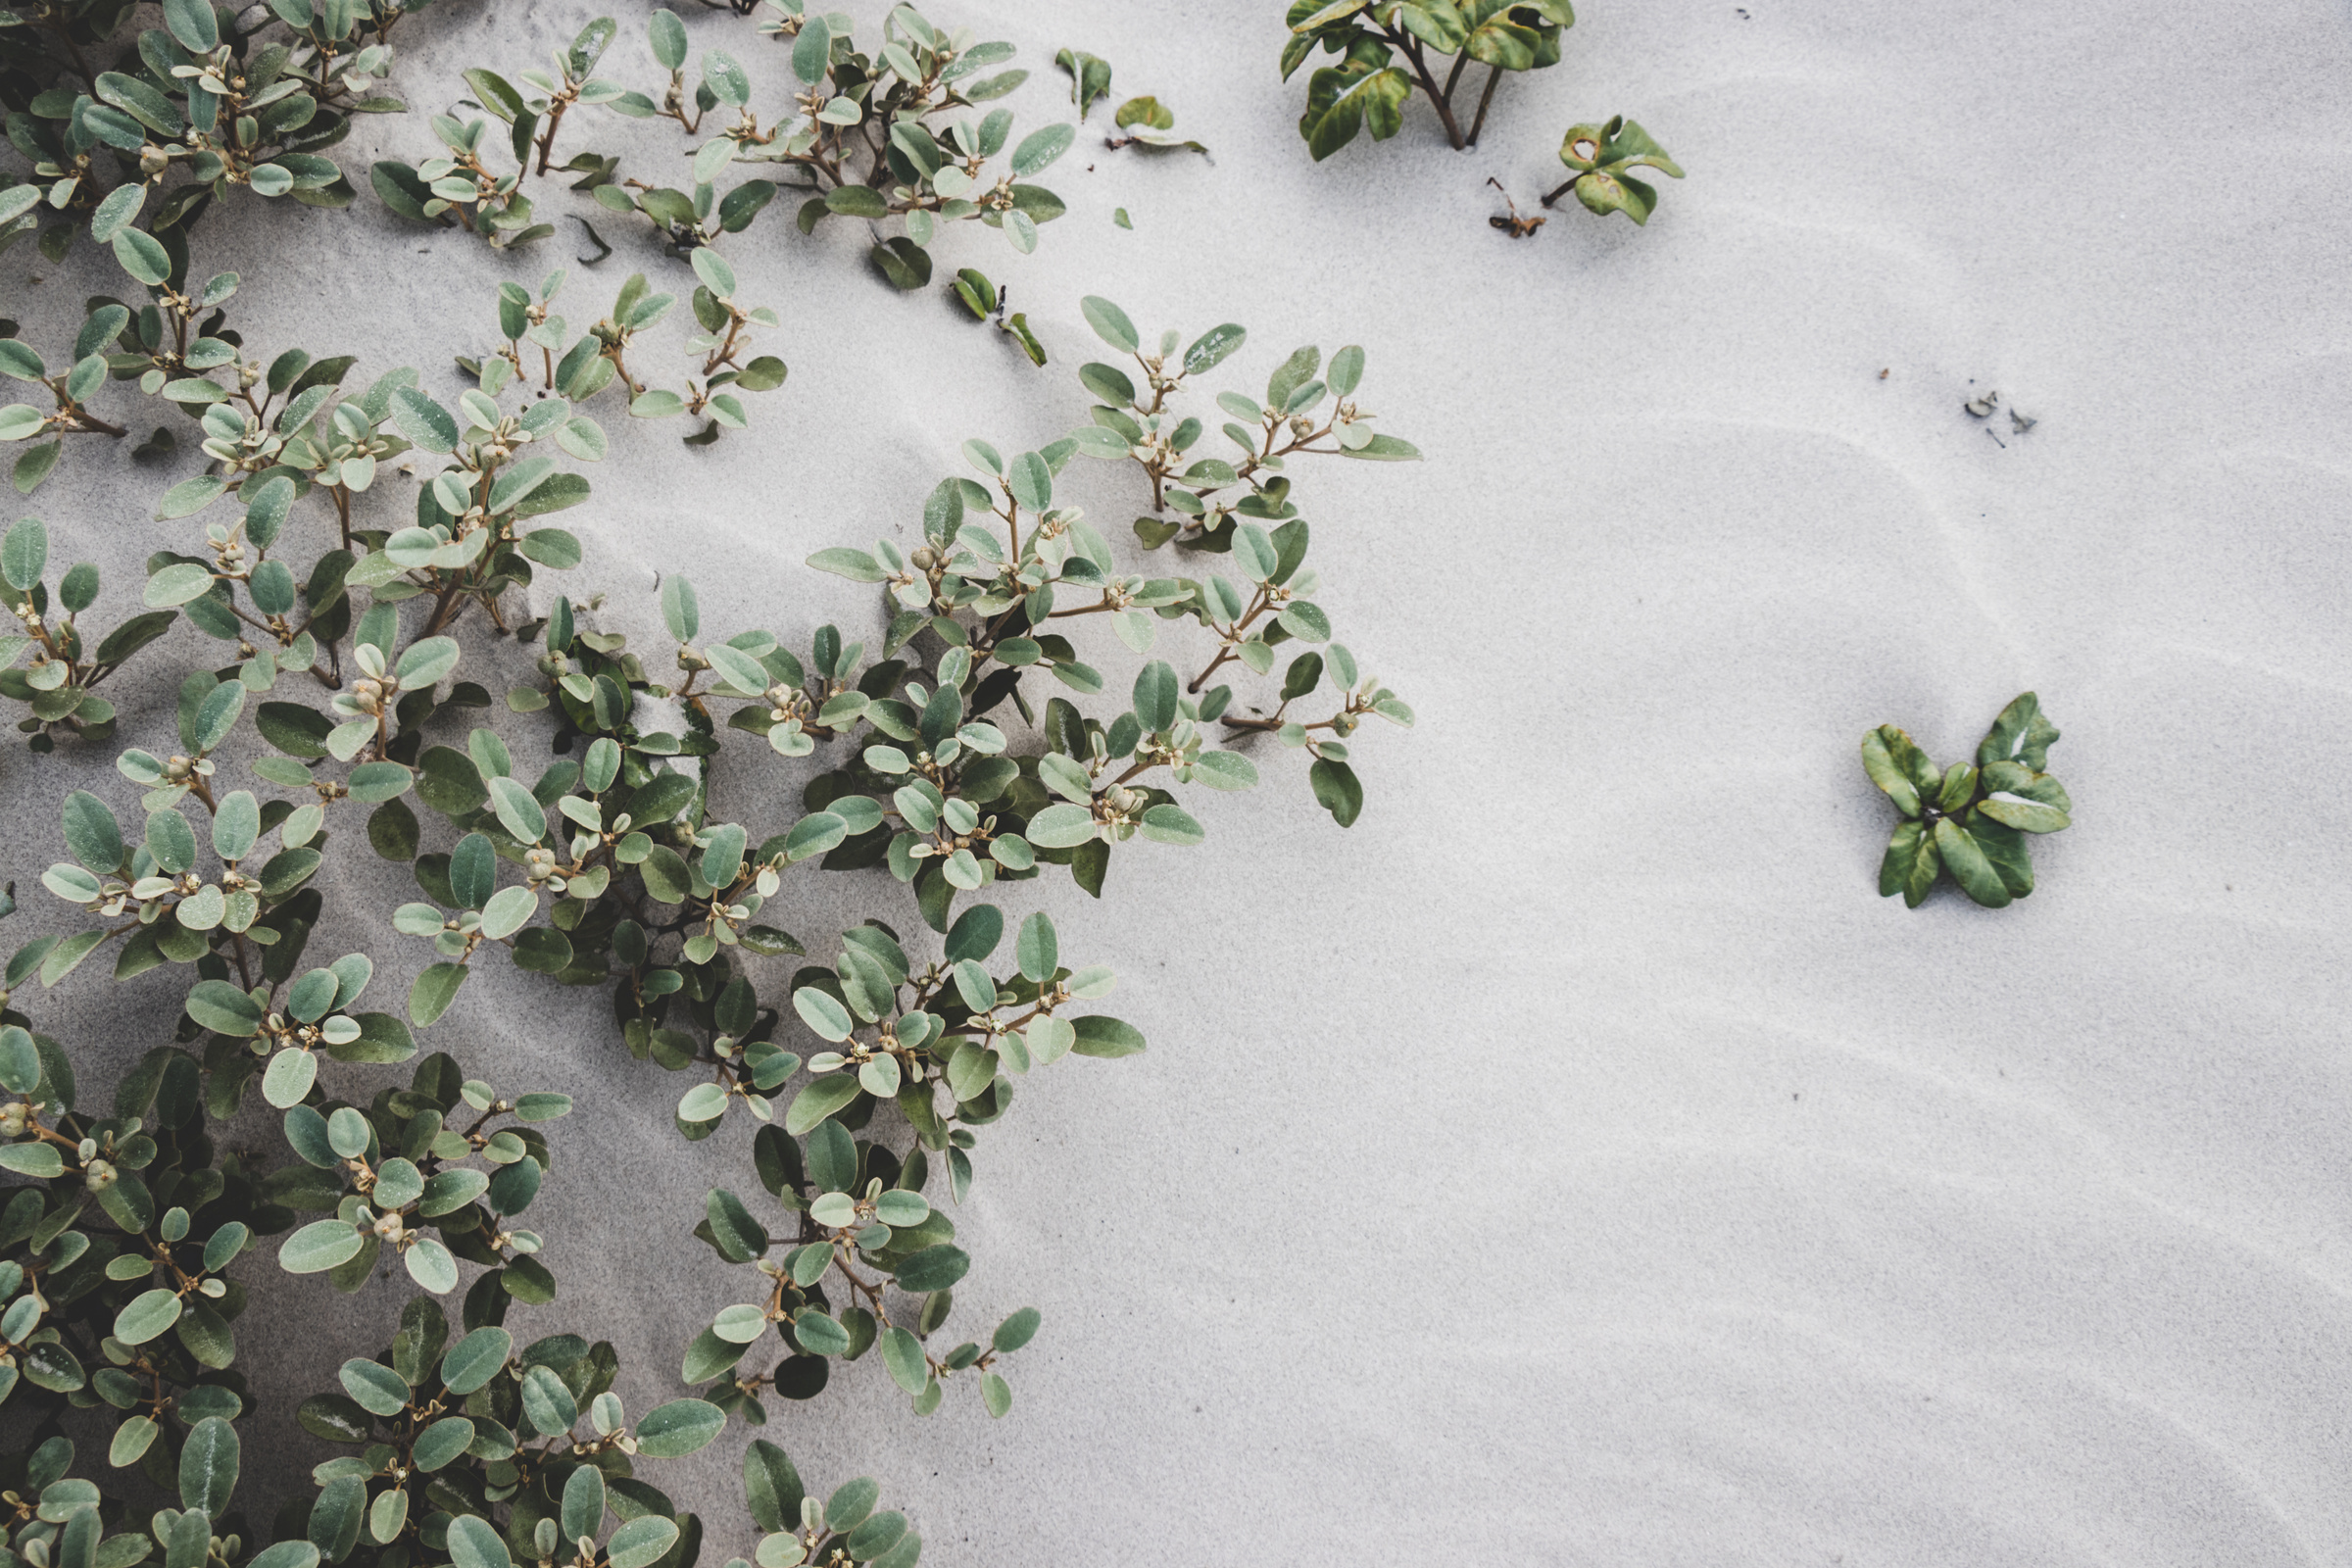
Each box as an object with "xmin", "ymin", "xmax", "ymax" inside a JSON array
[
  {"xmin": 1, "ymin": 193, "xmax": 1423, "ymax": 1549},
  {"xmin": 1, "ymin": 0, "xmax": 438, "ymax": 259},
  {"xmin": 1863, "ymin": 693, "xmax": 2073, "ymax": 908},
  {"xmin": 371, "ymin": 4, "xmax": 1073, "ymax": 291}
]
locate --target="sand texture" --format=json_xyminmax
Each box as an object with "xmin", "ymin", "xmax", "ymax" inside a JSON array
[{"xmin": 5, "ymin": 0, "xmax": 2350, "ymax": 1561}]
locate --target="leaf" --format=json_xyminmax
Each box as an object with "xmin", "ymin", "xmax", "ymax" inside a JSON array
[
  {"xmin": 890, "ymin": 1244, "xmax": 968, "ymax": 1296},
  {"xmin": 1298, "ymin": 64, "xmax": 1412, "ymax": 161},
  {"xmin": 1080, "ymin": 296, "xmax": 1139, "ymax": 353},
  {"xmin": 1308, "ymin": 758, "xmax": 1363, "ymax": 826},
  {"xmin": 634, "ymin": 1397, "xmax": 724, "ymax": 1457},
  {"xmin": 178, "ymin": 1417, "xmax": 238, "ymax": 1517},
  {"xmin": 279, "ymin": 1219, "xmax": 365, "ymax": 1273},
  {"xmin": 440, "ymin": 1326, "xmax": 513, "ymax": 1394},
  {"xmin": 62, "ymin": 788, "xmax": 123, "ymax": 870},
  {"xmin": 0, "ymin": 515, "xmax": 45, "ymax": 589},
  {"xmin": 445, "ymin": 1516, "xmax": 511, "ymax": 1568},
  {"xmin": 114, "ymin": 227, "xmax": 172, "ymax": 286},
  {"xmin": 784, "ymin": 1074, "xmax": 860, "ymax": 1135},
  {"xmin": 606, "ymin": 1519, "xmax": 678, "ymax": 1568},
  {"xmin": 1932, "ymin": 817, "xmax": 2011, "ymax": 908},
  {"xmin": 1011, "ymin": 122, "xmax": 1075, "ymax": 176},
  {"xmin": 163, "ymin": 0, "xmax": 219, "ymax": 51},
  {"xmin": 1183, "ymin": 323, "xmax": 1248, "ymax": 377},
  {"xmin": 1877, "ymin": 819, "xmax": 1940, "ymax": 907},
  {"xmin": 1070, "ymin": 1015, "xmax": 1147, "ymax": 1057},
  {"xmin": 1860, "ymin": 726, "xmax": 1927, "ymax": 817},
  {"xmin": 114, "ymin": 1287, "xmax": 182, "ymax": 1345},
  {"xmin": 1975, "ymin": 691, "xmax": 2060, "ymax": 771},
  {"xmin": 1015, "ymin": 911, "xmax": 1056, "ymax": 983}
]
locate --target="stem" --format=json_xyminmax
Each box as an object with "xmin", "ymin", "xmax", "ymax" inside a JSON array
[
  {"xmin": 1539, "ymin": 176, "xmax": 1577, "ymax": 208},
  {"xmin": 1467, "ymin": 64, "xmax": 1502, "ymax": 146},
  {"xmin": 1379, "ymin": 25, "xmax": 1465, "ymax": 149}
]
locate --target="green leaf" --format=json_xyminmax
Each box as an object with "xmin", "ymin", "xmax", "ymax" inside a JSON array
[
  {"xmin": 784, "ymin": 1074, "xmax": 860, "ymax": 1135},
  {"xmin": 634, "ymin": 1397, "xmax": 724, "ymax": 1457},
  {"xmin": 894, "ymin": 1244, "xmax": 969, "ymax": 1295},
  {"xmin": 1070, "ymin": 1015, "xmax": 1147, "ymax": 1057},
  {"xmin": 440, "ymin": 1326, "xmax": 513, "ymax": 1395},
  {"xmin": 1080, "ymin": 296, "xmax": 1139, "ymax": 353},
  {"xmin": 1860, "ymin": 726, "xmax": 1927, "ymax": 817},
  {"xmin": 114, "ymin": 227, "xmax": 172, "ymax": 286},
  {"xmin": 1014, "ymin": 911, "xmax": 1056, "ymax": 983},
  {"xmin": 0, "ymin": 516, "xmax": 45, "ymax": 589},
  {"xmin": 1932, "ymin": 816, "xmax": 2011, "ymax": 908},
  {"xmin": 1877, "ymin": 818, "xmax": 1940, "ymax": 908},
  {"xmin": 1131, "ymin": 660, "xmax": 1178, "ymax": 730},
  {"xmin": 1307, "ymin": 758, "xmax": 1363, "ymax": 826},
  {"xmin": 186, "ymin": 980, "xmax": 265, "ymax": 1037},
  {"xmin": 606, "ymin": 1519, "xmax": 678, "ymax": 1568},
  {"xmin": 114, "ymin": 1287, "xmax": 182, "ymax": 1345},
  {"xmin": 1011, "ymin": 122, "xmax": 1075, "ymax": 176},
  {"xmin": 279, "ymin": 1219, "xmax": 365, "ymax": 1273},
  {"xmin": 1183, "ymin": 323, "xmax": 1247, "ymax": 377},
  {"xmin": 178, "ymin": 1416, "xmax": 238, "ymax": 1518},
  {"xmin": 1976, "ymin": 691, "xmax": 2060, "ymax": 771},
  {"xmin": 445, "ymin": 1516, "xmax": 510, "ymax": 1568},
  {"xmin": 63, "ymin": 789, "xmax": 123, "ymax": 870}
]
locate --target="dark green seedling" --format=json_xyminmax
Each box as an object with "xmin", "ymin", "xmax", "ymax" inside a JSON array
[
  {"xmin": 1283, "ymin": 0, "xmax": 1575, "ymax": 158},
  {"xmin": 1540, "ymin": 117, "xmax": 1683, "ymax": 224},
  {"xmin": 1054, "ymin": 48, "xmax": 1115, "ymax": 119},
  {"xmin": 1864, "ymin": 693, "xmax": 2073, "ymax": 909},
  {"xmin": 948, "ymin": 270, "xmax": 1047, "ymax": 366}
]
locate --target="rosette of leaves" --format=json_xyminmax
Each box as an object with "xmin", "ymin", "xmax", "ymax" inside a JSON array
[
  {"xmin": 1863, "ymin": 692, "xmax": 2072, "ymax": 909},
  {"xmin": 0, "ymin": 0, "xmax": 431, "ymax": 261},
  {"xmin": 1282, "ymin": 0, "xmax": 1574, "ymax": 158},
  {"xmin": 370, "ymin": 16, "xmax": 627, "ymax": 248},
  {"xmin": 464, "ymin": 264, "xmax": 788, "ymax": 449},
  {"xmin": 1, "ymin": 1422, "xmax": 321, "ymax": 1568},
  {"xmin": 0, "ymin": 517, "xmax": 176, "ymax": 747},
  {"xmin": 293, "ymin": 1292, "xmax": 721, "ymax": 1559},
  {"xmin": 599, "ymin": 2, "xmax": 1070, "ymax": 290},
  {"xmin": 266, "ymin": 1055, "xmax": 566, "ymax": 1302},
  {"xmin": 687, "ymin": 1102, "xmax": 1041, "ymax": 1426},
  {"xmin": 0, "ymin": 994, "xmax": 277, "ymax": 1490},
  {"xmin": 1539, "ymin": 116, "xmax": 1682, "ymax": 225},
  {"xmin": 735, "ymin": 1445, "xmax": 924, "ymax": 1567}
]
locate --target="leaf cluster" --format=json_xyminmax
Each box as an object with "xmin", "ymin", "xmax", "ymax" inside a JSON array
[{"xmin": 1863, "ymin": 693, "xmax": 2072, "ymax": 908}]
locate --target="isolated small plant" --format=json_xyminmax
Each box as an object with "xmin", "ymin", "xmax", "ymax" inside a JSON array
[
  {"xmin": 947, "ymin": 268, "xmax": 1046, "ymax": 366},
  {"xmin": 1863, "ymin": 693, "xmax": 2073, "ymax": 908},
  {"xmin": 1540, "ymin": 116, "xmax": 1682, "ymax": 225},
  {"xmin": 1052, "ymin": 47, "xmax": 1206, "ymax": 157}
]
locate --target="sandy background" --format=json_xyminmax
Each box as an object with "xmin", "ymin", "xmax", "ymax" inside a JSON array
[{"xmin": 7, "ymin": 0, "xmax": 2352, "ymax": 1561}]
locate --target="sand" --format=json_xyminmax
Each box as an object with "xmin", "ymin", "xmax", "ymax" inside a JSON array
[{"xmin": 6, "ymin": 0, "xmax": 2350, "ymax": 1561}]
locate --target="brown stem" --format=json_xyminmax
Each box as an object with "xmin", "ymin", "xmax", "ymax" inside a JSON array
[
  {"xmin": 1380, "ymin": 25, "xmax": 1465, "ymax": 149},
  {"xmin": 533, "ymin": 98, "xmax": 572, "ymax": 175},
  {"xmin": 1467, "ymin": 63, "xmax": 1502, "ymax": 146},
  {"xmin": 1539, "ymin": 176, "xmax": 1577, "ymax": 208}
]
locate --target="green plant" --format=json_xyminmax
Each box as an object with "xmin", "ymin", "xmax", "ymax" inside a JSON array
[
  {"xmin": 1539, "ymin": 116, "xmax": 1681, "ymax": 224},
  {"xmin": 1, "ymin": 0, "xmax": 438, "ymax": 260},
  {"xmin": 376, "ymin": 4, "xmax": 1077, "ymax": 291},
  {"xmin": 946, "ymin": 268, "xmax": 1044, "ymax": 366},
  {"xmin": 3, "ymin": 204, "xmax": 1421, "ymax": 1552},
  {"xmin": 1282, "ymin": 0, "xmax": 1574, "ymax": 157},
  {"xmin": 1863, "ymin": 692, "xmax": 2073, "ymax": 908}
]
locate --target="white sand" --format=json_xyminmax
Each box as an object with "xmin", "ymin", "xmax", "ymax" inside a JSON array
[{"xmin": 8, "ymin": 0, "xmax": 2351, "ymax": 1560}]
